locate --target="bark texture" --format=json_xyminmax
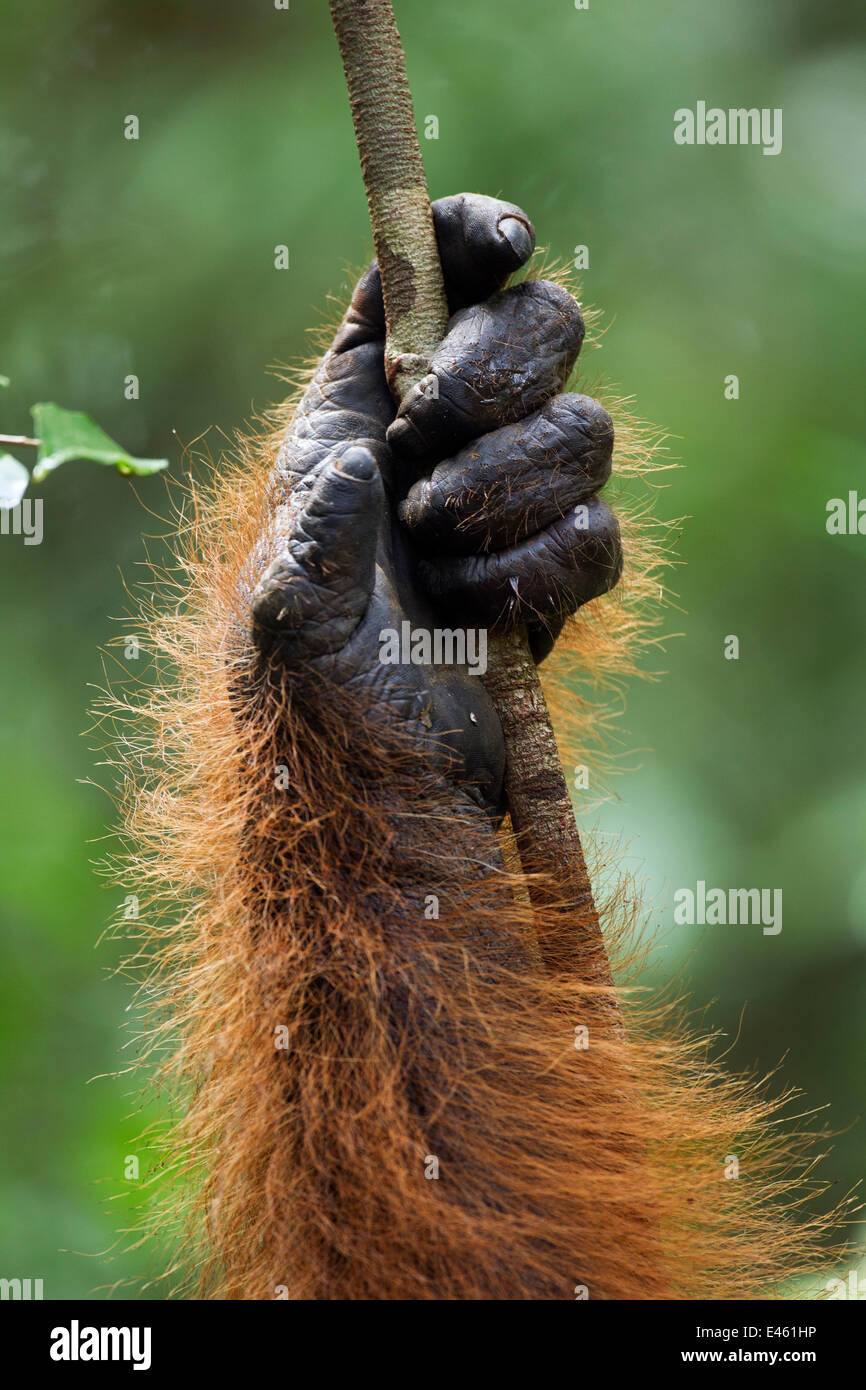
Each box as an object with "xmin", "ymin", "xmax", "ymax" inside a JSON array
[
  {"xmin": 329, "ymin": 0, "xmax": 449, "ymax": 400},
  {"xmin": 329, "ymin": 0, "xmax": 620, "ymax": 1015},
  {"xmin": 483, "ymin": 628, "xmax": 622, "ymax": 1029}
]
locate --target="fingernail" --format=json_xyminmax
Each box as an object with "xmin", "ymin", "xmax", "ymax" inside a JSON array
[
  {"xmin": 498, "ymin": 215, "xmax": 534, "ymax": 264},
  {"xmin": 386, "ymin": 415, "xmax": 426, "ymax": 459},
  {"xmin": 336, "ymin": 446, "xmax": 376, "ymax": 480}
]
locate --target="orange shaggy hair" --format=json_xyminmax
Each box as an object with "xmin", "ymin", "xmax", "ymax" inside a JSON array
[{"xmin": 98, "ymin": 274, "xmax": 843, "ymax": 1300}]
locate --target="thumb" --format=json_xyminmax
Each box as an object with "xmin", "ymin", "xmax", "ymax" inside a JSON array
[{"xmin": 251, "ymin": 446, "xmax": 384, "ymax": 661}]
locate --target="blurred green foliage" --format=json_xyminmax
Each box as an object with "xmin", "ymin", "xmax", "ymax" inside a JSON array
[{"xmin": 1, "ymin": 0, "xmax": 863, "ymax": 1298}]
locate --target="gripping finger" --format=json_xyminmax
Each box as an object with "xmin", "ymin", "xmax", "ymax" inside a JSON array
[
  {"xmin": 251, "ymin": 446, "xmax": 384, "ymax": 662},
  {"xmin": 386, "ymin": 281, "xmax": 585, "ymax": 463},
  {"xmin": 399, "ymin": 394, "xmax": 613, "ymax": 555},
  {"xmin": 278, "ymin": 195, "xmax": 537, "ymax": 488},
  {"xmin": 333, "ymin": 193, "xmax": 536, "ymax": 355},
  {"xmin": 417, "ymin": 495, "xmax": 622, "ymax": 631},
  {"xmin": 433, "ymin": 192, "xmax": 535, "ymax": 312}
]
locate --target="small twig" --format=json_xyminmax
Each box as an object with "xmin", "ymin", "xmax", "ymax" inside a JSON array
[{"xmin": 0, "ymin": 434, "xmax": 40, "ymax": 448}]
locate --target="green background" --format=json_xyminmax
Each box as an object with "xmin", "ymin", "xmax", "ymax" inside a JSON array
[{"xmin": 1, "ymin": 0, "xmax": 863, "ymax": 1298}]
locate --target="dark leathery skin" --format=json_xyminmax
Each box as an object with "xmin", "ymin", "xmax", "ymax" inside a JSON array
[
  {"xmin": 250, "ymin": 193, "xmax": 623, "ymax": 818},
  {"xmin": 399, "ymin": 393, "xmax": 614, "ymax": 555}
]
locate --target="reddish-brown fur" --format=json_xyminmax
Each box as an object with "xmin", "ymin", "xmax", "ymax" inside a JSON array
[{"xmin": 100, "ymin": 279, "xmax": 842, "ymax": 1299}]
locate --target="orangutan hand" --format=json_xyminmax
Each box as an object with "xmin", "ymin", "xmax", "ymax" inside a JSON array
[{"xmin": 250, "ymin": 194, "xmax": 621, "ymax": 814}]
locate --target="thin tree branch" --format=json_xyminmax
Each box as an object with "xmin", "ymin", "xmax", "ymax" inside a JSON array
[
  {"xmin": 329, "ymin": 0, "xmax": 449, "ymax": 401},
  {"xmin": 329, "ymin": 0, "xmax": 622, "ymax": 1024}
]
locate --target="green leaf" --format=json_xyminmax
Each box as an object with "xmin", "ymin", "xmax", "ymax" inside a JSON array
[
  {"xmin": 30, "ymin": 403, "xmax": 168, "ymax": 484},
  {"xmin": 0, "ymin": 375, "xmax": 10, "ymax": 388},
  {"xmin": 0, "ymin": 454, "xmax": 30, "ymax": 509}
]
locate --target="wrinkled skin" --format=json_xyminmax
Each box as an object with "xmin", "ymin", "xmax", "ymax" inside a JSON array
[{"xmin": 251, "ymin": 194, "xmax": 622, "ymax": 817}]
